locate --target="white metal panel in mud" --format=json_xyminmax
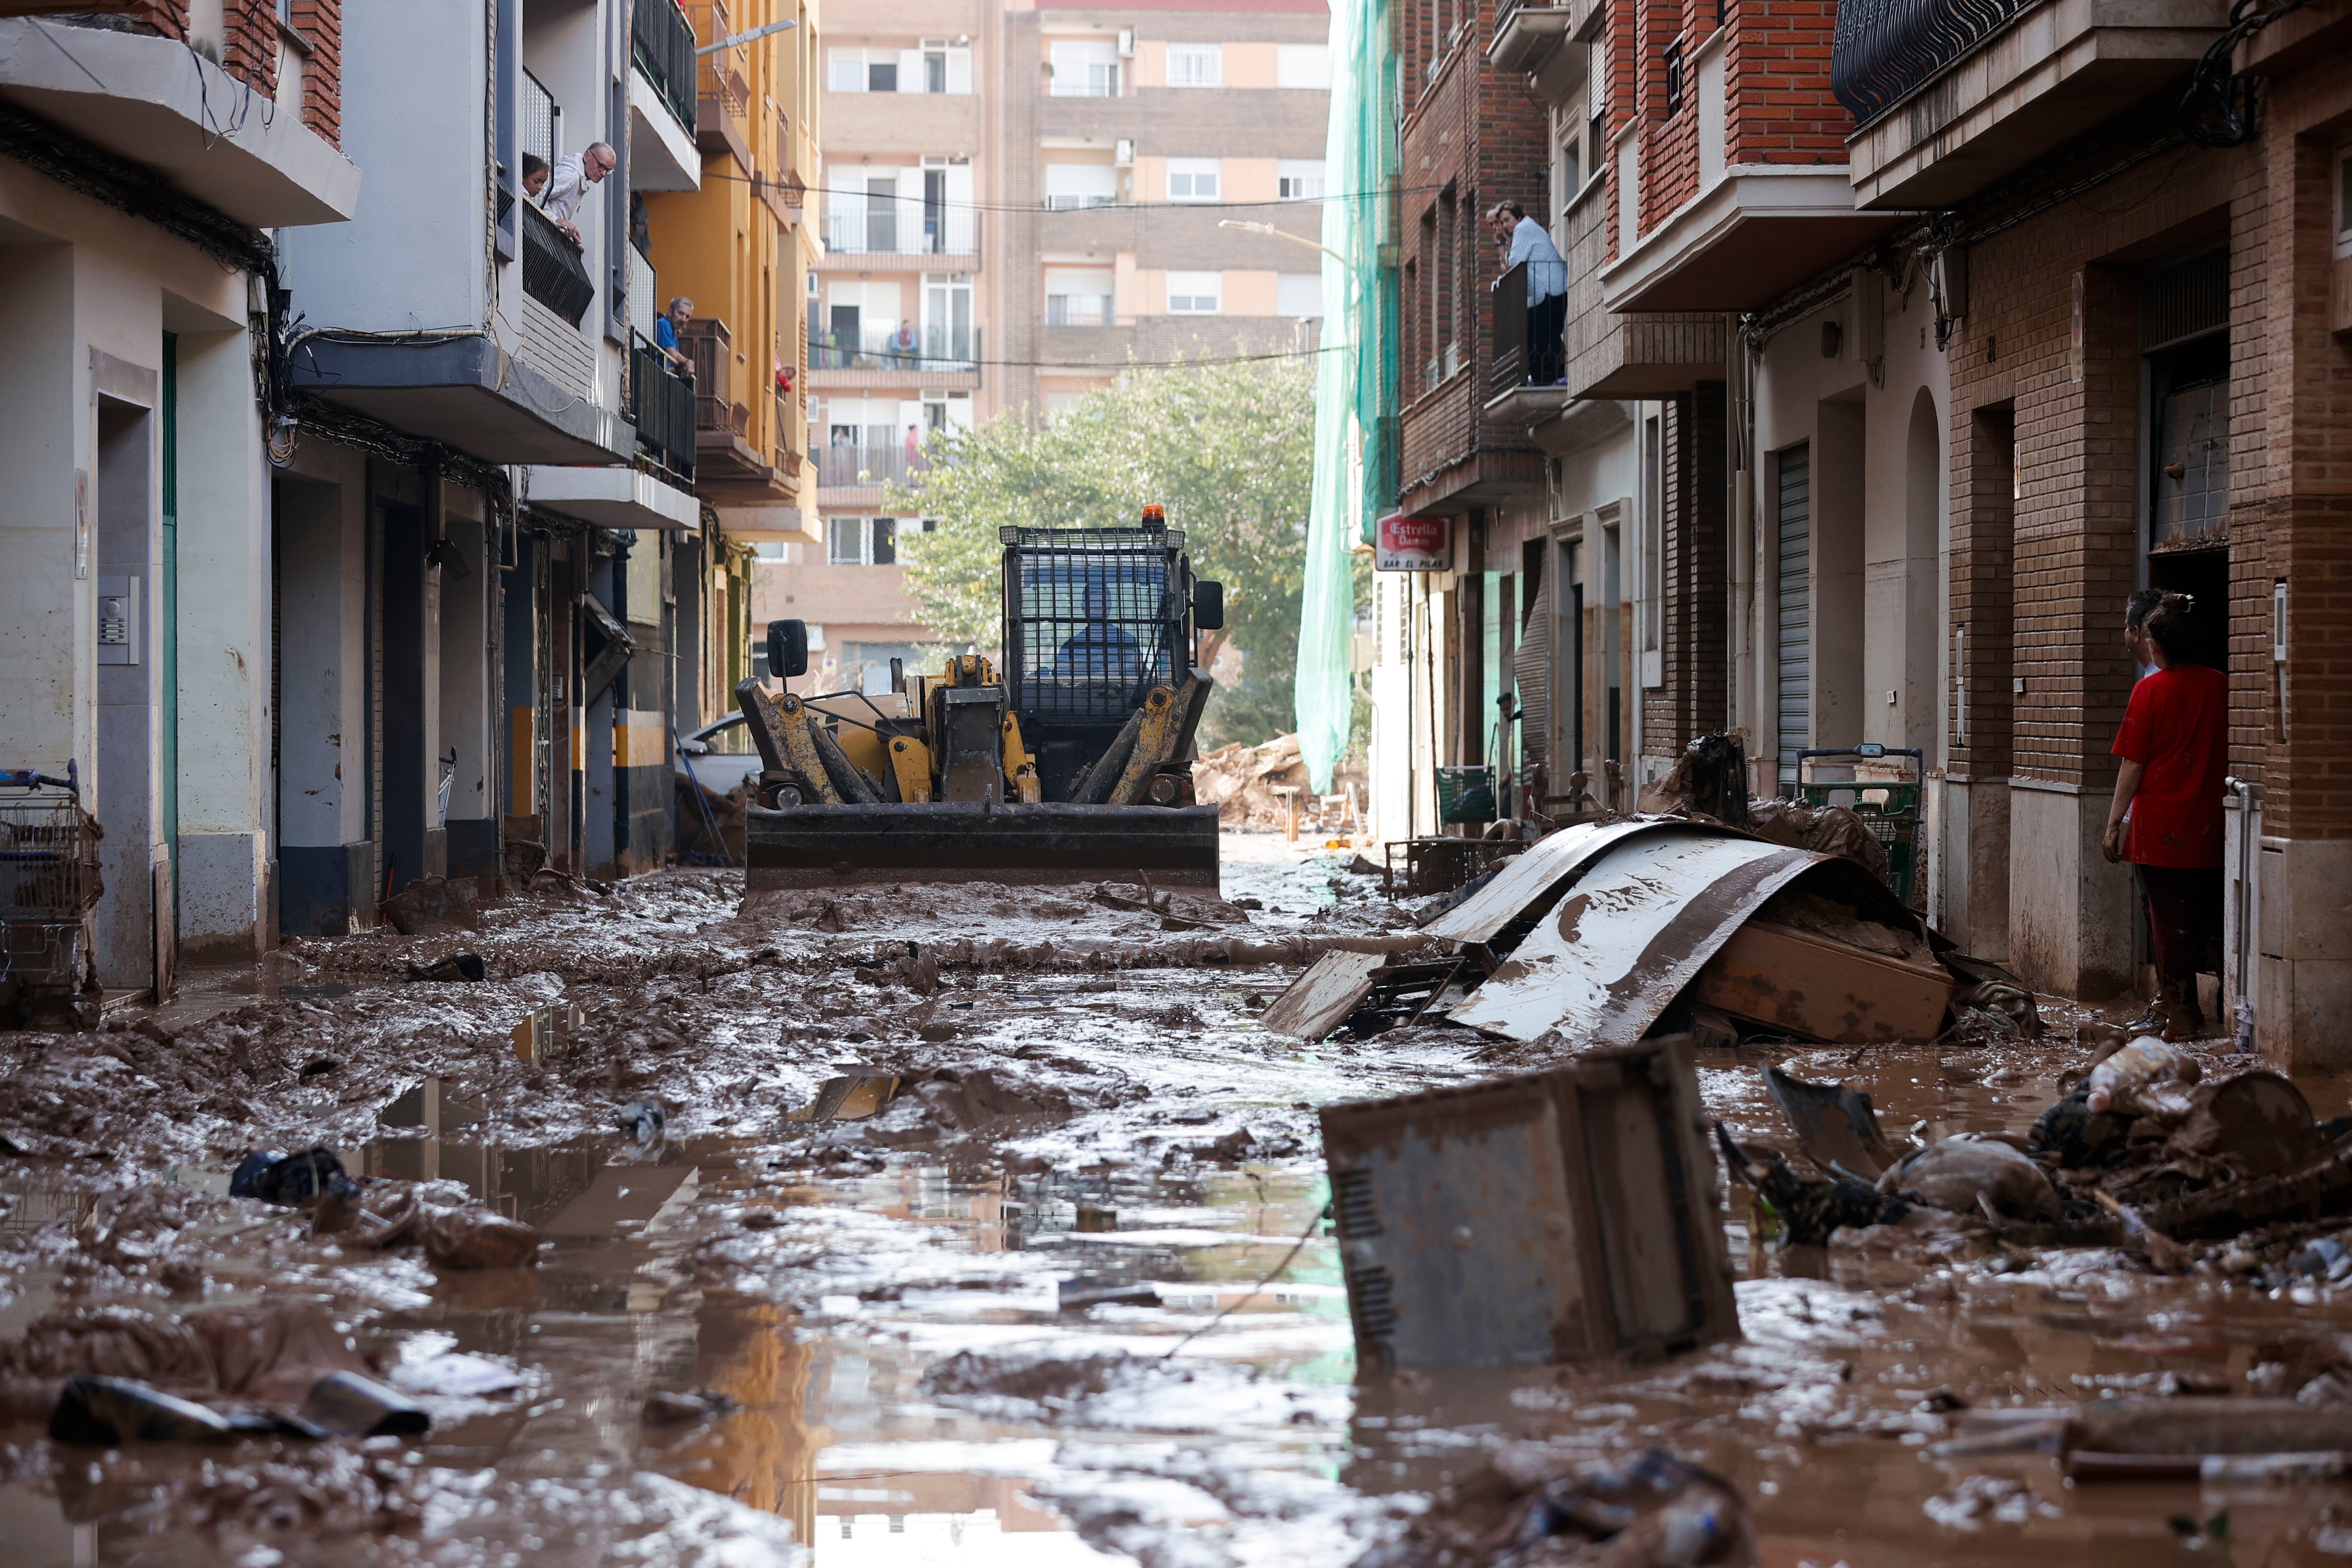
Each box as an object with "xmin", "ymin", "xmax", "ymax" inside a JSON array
[
  {"xmin": 1419, "ymin": 819, "xmax": 1682, "ymax": 945},
  {"xmin": 1447, "ymin": 833, "xmax": 1828, "ymax": 1046}
]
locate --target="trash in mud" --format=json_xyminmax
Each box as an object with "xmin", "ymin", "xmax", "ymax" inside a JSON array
[
  {"xmin": 1882, "ymin": 1134, "xmax": 2060, "ymax": 1223},
  {"xmin": 377, "ymin": 875, "xmax": 480, "ymax": 935},
  {"xmin": 2063, "ymin": 1398, "xmax": 2352, "ymax": 1481},
  {"xmin": 2163, "ymin": 1070, "xmax": 2321, "ymax": 1176},
  {"xmin": 405, "ymin": 951, "xmax": 487, "ymax": 983},
  {"xmin": 1691, "ymin": 896, "xmax": 1950, "ymax": 1045},
  {"xmin": 2085, "ymin": 1035, "xmax": 2200, "ymax": 1119},
  {"xmin": 421, "ymin": 1205, "xmax": 541, "ymax": 1270},
  {"xmin": 229, "ymin": 1146, "xmax": 347, "ymax": 1206},
  {"xmin": 1361, "ymin": 1447, "xmax": 1757, "ymax": 1568},
  {"xmin": 1058, "ymin": 1280, "xmax": 1158, "ymax": 1310},
  {"xmin": 1091, "ymin": 881, "xmax": 1250, "ymax": 929},
  {"xmin": 49, "ymin": 1374, "xmax": 288, "ymax": 1445},
  {"xmin": 1322, "ymin": 1036, "xmax": 1738, "ymax": 1370},
  {"xmin": 298, "ymin": 1371, "xmax": 431, "ymax": 1438},
  {"xmin": 1716, "ymin": 1122, "xmax": 1910, "ymax": 1247},
  {"xmin": 313, "ymin": 1179, "xmax": 421, "ymax": 1248},
  {"xmin": 1261, "ymin": 948, "xmax": 1466, "ymax": 1040},
  {"xmin": 642, "ymin": 1389, "xmax": 736, "ymax": 1425},
  {"xmin": 617, "ymin": 1099, "xmax": 666, "ymax": 1148},
  {"xmin": 1074, "ymin": 1203, "xmax": 1117, "ymax": 1233},
  {"xmin": 783, "ymin": 1067, "xmax": 903, "ymax": 1122},
  {"xmin": 512, "ymin": 1003, "xmax": 586, "ymax": 1062},
  {"xmin": 1762, "ymin": 1064, "xmax": 1891, "ymax": 1180},
  {"xmin": 379, "ymin": 1078, "xmax": 487, "ymax": 1133}
]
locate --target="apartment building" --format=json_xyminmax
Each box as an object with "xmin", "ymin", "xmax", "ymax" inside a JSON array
[
  {"xmin": 0, "ymin": 5, "xmax": 357, "ymax": 1000},
  {"xmin": 643, "ymin": 0, "xmax": 822, "ymax": 733},
  {"xmin": 777, "ymin": 0, "xmax": 1331, "ymax": 697}
]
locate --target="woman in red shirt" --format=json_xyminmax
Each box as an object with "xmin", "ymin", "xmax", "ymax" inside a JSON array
[{"xmin": 2102, "ymin": 593, "xmax": 2228, "ymax": 1039}]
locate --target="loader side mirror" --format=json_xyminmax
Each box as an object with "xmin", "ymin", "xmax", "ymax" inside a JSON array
[
  {"xmin": 766, "ymin": 619, "xmax": 809, "ymax": 679},
  {"xmin": 1193, "ymin": 580, "xmax": 1224, "ymax": 632}
]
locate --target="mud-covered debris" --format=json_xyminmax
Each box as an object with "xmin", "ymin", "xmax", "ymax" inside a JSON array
[
  {"xmin": 897, "ymin": 1068, "xmax": 1052, "ymax": 1131},
  {"xmin": 1059, "ymin": 1280, "xmax": 1158, "ymax": 1310},
  {"xmin": 2163, "ymin": 1070, "xmax": 2322, "ymax": 1177},
  {"xmin": 1363, "ymin": 1447, "xmax": 1757, "ymax": 1568},
  {"xmin": 229, "ymin": 1146, "xmax": 347, "ymax": 1206},
  {"xmin": 314, "ymin": 1179, "xmax": 422, "ymax": 1248},
  {"xmin": 2085, "ymin": 1036, "xmax": 2200, "ymax": 1119},
  {"xmin": 1764, "ymin": 1064, "xmax": 1891, "ymax": 1180},
  {"xmin": 378, "ymin": 875, "xmax": 480, "ymax": 935},
  {"xmin": 784, "ymin": 1067, "xmax": 903, "ymax": 1122},
  {"xmin": 2291, "ymin": 1237, "xmax": 2352, "ymax": 1281},
  {"xmin": 617, "ymin": 1099, "xmax": 667, "ymax": 1148},
  {"xmin": 49, "ymin": 1374, "xmax": 287, "ymax": 1445},
  {"xmin": 405, "ymin": 951, "xmax": 487, "ymax": 982},
  {"xmin": 2031, "ymin": 1085, "xmax": 2134, "ymax": 1170},
  {"xmin": 421, "ymin": 1205, "xmax": 541, "ymax": 1269},
  {"xmin": 298, "ymin": 1056, "xmax": 339, "ymax": 1078},
  {"xmin": 2064, "ymin": 1397, "xmax": 2352, "ymax": 1481},
  {"xmin": 1882, "ymin": 1135, "xmax": 2060, "ymax": 1222},
  {"xmin": 1716, "ymin": 1123, "xmax": 1909, "ymax": 1246},
  {"xmin": 1074, "ymin": 1203, "xmax": 1117, "ymax": 1232},
  {"xmin": 643, "ymin": 1388, "xmax": 737, "ymax": 1425},
  {"xmin": 299, "ymin": 1370, "xmax": 431, "ymax": 1438}
]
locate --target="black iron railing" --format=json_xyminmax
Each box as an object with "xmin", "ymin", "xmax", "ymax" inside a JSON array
[
  {"xmin": 521, "ymin": 202, "xmax": 595, "ymax": 325},
  {"xmin": 1490, "ymin": 259, "xmax": 1530, "ymax": 395},
  {"xmin": 630, "ymin": 337, "xmax": 696, "ymax": 485},
  {"xmin": 632, "ymin": 0, "xmax": 698, "ymax": 137},
  {"xmin": 1830, "ymin": 0, "xmax": 2039, "ymax": 128}
]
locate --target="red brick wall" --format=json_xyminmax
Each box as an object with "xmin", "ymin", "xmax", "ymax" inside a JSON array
[
  {"xmin": 124, "ymin": 0, "xmax": 191, "ymax": 34},
  {"xmin": 1722, "ymin": 0, "xmax": 1847, "ymax": 165},
  {"xmin": 1644, "ymin": 381, "xmax": 1729, "ymax": 754},
  {"xmin": 291, "ymin": 0, "xmax": 341, "ymax": 146},
  {"xmin": 1635, "ymin": 0, "xmax": 1696, "ymax": 235},
  {"xmin": 223, "ymin": 0, "xmax": 278, "ymax": 98}
]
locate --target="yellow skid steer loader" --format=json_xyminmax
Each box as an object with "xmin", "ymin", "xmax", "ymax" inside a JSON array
[{"xmin": 732, "ymin": 510, "xmax": 1225, "ymax": 888}]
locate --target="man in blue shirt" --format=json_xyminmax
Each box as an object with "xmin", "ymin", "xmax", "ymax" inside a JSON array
[
  {"xmin": 655, "ymin": 296, "xmax": 694, "ymax": 376},
  {"xmin": 1492, "ymin": 201, "xmax": 1567, "ymax": 385},
  {"xmin": 1055, "ymin": 581, "xmax": 1144, "ymax": 686}
]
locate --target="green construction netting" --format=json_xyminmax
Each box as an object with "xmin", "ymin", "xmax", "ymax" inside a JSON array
[{"xmin": 1295, "ymin": 0, "xmax": 1397, "ymax": 795}]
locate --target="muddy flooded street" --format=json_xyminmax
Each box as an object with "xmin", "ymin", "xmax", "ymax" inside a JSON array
[{"xmin": 4, "ymin": 834, "xmax": 2352, "ymax": 1565}]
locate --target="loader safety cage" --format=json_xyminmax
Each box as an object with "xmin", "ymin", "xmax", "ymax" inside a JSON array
[{"xmin": 1000, "ymin": 523, "xmax": 1196, "ymax": 726}]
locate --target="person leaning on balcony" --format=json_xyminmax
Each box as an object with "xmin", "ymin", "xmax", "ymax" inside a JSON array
[
  {"xmin": 657, "ymin": 297, "xmax": 695, "ymax": 375},
  {"xmin": 542, "ymin": 142, "xmax": 617, "ymax": 244},
  {"xmin": 521, "ymin": 153, "xmax": 550, "ymax": 200},
  {"xmin": 2102, "ymin": 591, "xmax": 2229, "ymax": 1041},
  {"xmin": 1491, "ymin": 201, "xmax": 1567, "ymax": 385},
  {"xmin": 892, "ymin": 318, "xmax": 918, "ymax": 368}
]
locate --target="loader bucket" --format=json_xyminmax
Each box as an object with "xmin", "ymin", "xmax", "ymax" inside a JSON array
[{"xmin": 744, "ymin": 802, "xmax": 1221, "ymax": 890}]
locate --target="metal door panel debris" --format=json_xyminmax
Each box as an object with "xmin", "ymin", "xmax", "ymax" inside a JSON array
[
  {"xmin": 1447, "ymin": 834, "xmax": 1822, "ymax": 1046},
  {"xmin": 1418, "ymin": 819, "xmax": 1668, "ymax": 944},
  {"xmin": 1259, "ymin": 948, "xmax": 1389, "ymax": 1039},
  {"xmin": 1693, "ymin": 919, "xmax": 1954, "ymax": 1044},
  {"xmin": 1321, "ymin": 1035, "xmax": 1739, "ymax": 1371}
]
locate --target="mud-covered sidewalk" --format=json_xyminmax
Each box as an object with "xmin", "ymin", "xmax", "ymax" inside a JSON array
[{"xmin": 3, "ymin": 835, "xmax": 2352, "ymax": 1565}]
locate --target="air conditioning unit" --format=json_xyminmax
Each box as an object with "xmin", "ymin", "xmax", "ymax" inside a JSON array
[
  {"xmin": 1117, "ymin": 27, "xmax": 1135, "ymax": 56},
  {"xmin": 1114, "ymin": 138, "xmax": 1134, "ymax": 167}
]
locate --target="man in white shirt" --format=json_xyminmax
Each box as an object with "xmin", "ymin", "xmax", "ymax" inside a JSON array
[
  {"xmin": 541, "ymin": 142, "xmax": 616, "ymax": 243},
  {"xmin": 1491, "ymin": 201, "xmax": 1568, "ymax": 384}
]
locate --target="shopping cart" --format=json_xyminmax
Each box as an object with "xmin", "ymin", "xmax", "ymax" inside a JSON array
[
  {"xmin": 1793, "ymin": 745, "xmax": 1923, "ymax": 907},
  {"xmin": 1, "ymin": 762, "xmax": 103, "ymax": 1029}
]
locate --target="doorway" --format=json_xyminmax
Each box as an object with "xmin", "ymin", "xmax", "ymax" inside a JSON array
[{"xmin": 94, "ymin": 394, "xmax": 159, "ymax": 993}]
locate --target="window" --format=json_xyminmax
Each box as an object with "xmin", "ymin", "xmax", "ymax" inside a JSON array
[
  {"xmin": 1167, "ymin": 271, "xmax": 1221, "ymax": 314},
  {"xmin": 1049, "ymin": 39, "xmax": 1120, "ymax": 97},
  {"xmin": 827, "ymin": 518, "xmax": 901, "ymax": 565},
  {"xmin": 1277, "ymin": 273, "xmax": 1324, "ymax": 317},
  {"xmin": 1277, "ymin": 45, "xmax": 1331, "ymax": 88},
  {"xmin": 828, "ymin": 48, "xmax": 908, "ymax": 92},
  {"xmin": 1663, "ymin": 37, "xmax": 1684, "ymax": 116},
  {"xmin": 1044, "ymin": 162, "xmax": 1118, "ymax": 210},
  {"xmin": 920, "ymin": 39, "xmax": 973, "ymax": 94},
  {"xmin": 1277, "ymin": 159, "xmax": 1326, "ymax": 201},
  {"xmin": 1046, "ymin": 265, "xmax": 1116, "ymax": 324},
  {"xmin": 1167, "ymin": 158, "xmax": 1219, "ymax": 202},
  {"xmin": 1168, "ymin": 43, "xmax": 1222, "ymax": 86}
]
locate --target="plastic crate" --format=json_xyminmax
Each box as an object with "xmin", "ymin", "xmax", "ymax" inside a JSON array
[{"xmin": 1435, "ymin": 765, "xmax": 1495, "ymax": 825}]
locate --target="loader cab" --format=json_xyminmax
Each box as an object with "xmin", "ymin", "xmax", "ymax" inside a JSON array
[{"xmin": 1000, "ymin": 516, "xmax": 1221, "ymax": 802}]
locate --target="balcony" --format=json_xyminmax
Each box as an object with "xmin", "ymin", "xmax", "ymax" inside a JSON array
[
  {"xmin": 1486, "ymin": 260, "xmax": 1566, "ymax": 424},
  {"xmin": 690, "ymin": 1, "xmax": 754, "ymax": 170},
  {"xmin": 1599, "ymin": 165, "xmax": 1912, "ymax": 311},
  {"xmin": 630, "ymin": 336, "xmax": 696, "ymax": 487},
  {"xmin": 0, "ymin": 17, "xmax": 358, "ymax": 228},
  {"xmin": 808, "ymin": 323, "xmax": 981, "ymax": 388},
  {"xmin": 1834, "ymin": 0, "xmax": 2228, "ymax": 210},
  {"xmin": 1489, "ymin": 0, "xmax": 1580, "ymax": 73},
  {"xmin": 681, "ymin": 316, "xmax": 794, "ymax": 500},
  {"xmin": 821, "ymin": 201, "xmax": 981, "ymax": 262},
  {"xmin": 521, "ymin": 202, "xmax": 595, "ymax": 327},
  {"xmin": 629, "ymin": 0, "xmax": 701, "ymax": 191}
]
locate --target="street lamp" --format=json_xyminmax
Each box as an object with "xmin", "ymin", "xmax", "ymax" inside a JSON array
[
  {"xmin": 698, "ymin": 18, "xmax": 799, "ymax": 55},
  {"xmin": 1216, "ymin": 218, "xmax": 1343, "ymax": 264}
]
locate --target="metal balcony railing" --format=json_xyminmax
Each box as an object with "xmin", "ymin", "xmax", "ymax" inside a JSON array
[
  {"xmin": 521, "ymin": 202, "xmax": 594, "ymax": 326},
  {"xmin": 680, "ymin": 316, "xmax": 747, "ymax": 439},
  {"xmin": 822, "ymin": 200, "xmax": 980, "ymax": 257},
  {"xmin": 629, "ymin": 337, "xmax": 696, "ymax": 485},
  {"xmin": 1045, "ymin": 294, "xmax": 1114, "ymax": 326},
  {"xmin": 521, "ymin": 68, "xmax": 560, "ymax": 172},
  {"xmin": 1490, "ymin": 260, "xmax": 1530, "ymax": 395},
  {"xmin": 1830, "ymin": 0, "xmax": 2041, "ymax": 128},
  {"xmin": 632, "ymin": 0, "xmax": 698, "ymax": 138},
  {"xmin": 809, "ymin": 323, "xmax": 977, "ymax": 373},
  {"xmin": 691, "ymin": 1, "xmax": 750, "ymax": 128},
  {"xmin": 627, "ymin": 243, "xmax": 657, "ymax": 341},
  {"xmin": 818, "ymin": 444, "xmax": 929, "ymax": 488}
]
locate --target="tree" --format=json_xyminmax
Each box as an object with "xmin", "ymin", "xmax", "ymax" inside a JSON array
[{"xmin": 887, "ymin": 355, "xmax": 1313, "ymax": 747}]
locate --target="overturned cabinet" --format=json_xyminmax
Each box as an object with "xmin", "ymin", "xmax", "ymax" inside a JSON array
[{"xmin": 1321, "ymin": 1035, "xmax": 1739, "ymax": 1372}]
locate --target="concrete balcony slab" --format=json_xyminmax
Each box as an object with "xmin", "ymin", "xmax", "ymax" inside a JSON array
[
  {"xmin": 526, "ymin": 465, "xmax": 702, "ymax": 533},
  {"xmin": 1599, "ymin": 168, "xmax": 1910, "ymax": 313},
  {"xmin": 0, "ymin": 17, "xmax": 358, "ymax": 229},
  {"xmin": 1488, "ymin": 0, "xmax": 1576, "ymax": 72},
  {"xmin": 629, "ymin": 66, "xmax": 701, "ymax": 193},
  {"xmin": 288, "ymin": 334, "xmax": 631, "ymax": 466}
]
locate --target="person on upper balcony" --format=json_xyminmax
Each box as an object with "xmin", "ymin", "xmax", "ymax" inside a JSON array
[
  {"xmin": 542, "ymin": 143, "xmax": 616, "ymax": 244},
  {"xmin": 656, "ymin": 297, "xmax": 695, "ymax": 376},
  {"xmin": 1490, "ymin": 201, "xmax": 1566, "ymax": 386}
]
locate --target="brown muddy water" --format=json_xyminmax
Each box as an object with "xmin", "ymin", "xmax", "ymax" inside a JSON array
[{"xmin": 1, "ymin": 836, "xmax": 2351, "ymax": 1565}]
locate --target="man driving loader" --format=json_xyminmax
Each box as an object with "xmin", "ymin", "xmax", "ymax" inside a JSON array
[{"xmin": 1052, "ymin": 580, "xmax": 1145, "ymax": 685}]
